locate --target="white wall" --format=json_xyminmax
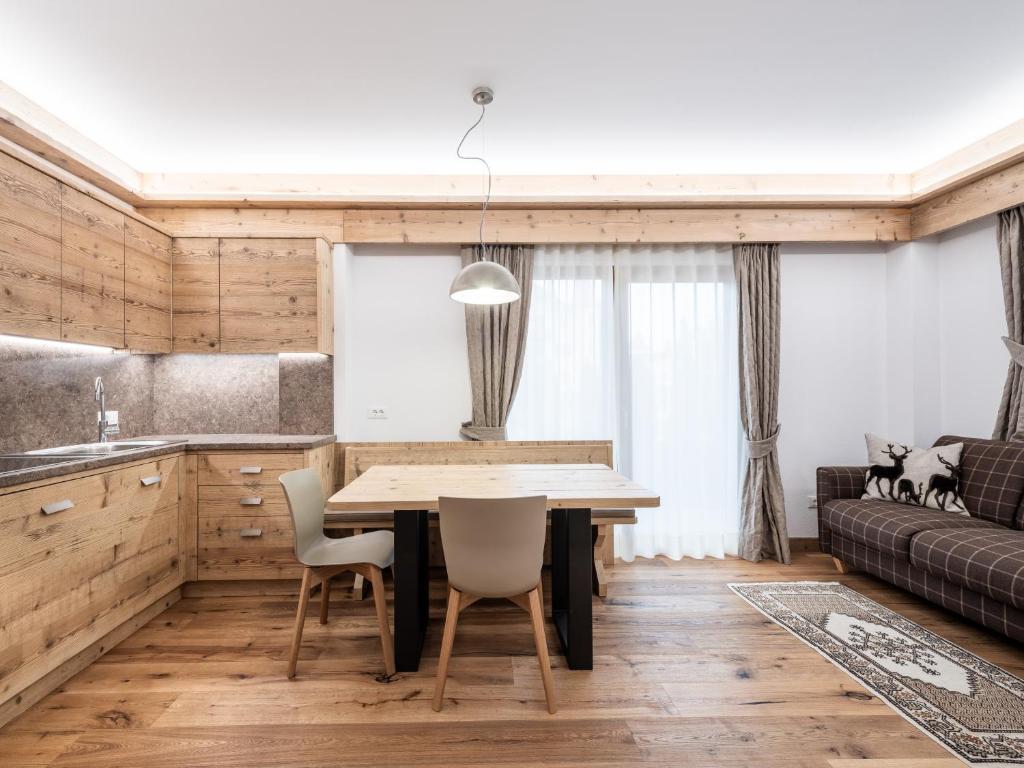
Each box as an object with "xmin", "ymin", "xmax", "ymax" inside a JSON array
[
  {"xmin": 334, "ymin": 245, "xmax": 471, "ymax": 441},
  {"xmin": 778, "ymin": 244, "xmax": 890, "ymax": 536},
  {"xmin": 331, "ymin": 223, "xmax": 1009, "ymax": 541},
  {"xmin": 935, "ymin": 216, "xmax": 1005, "ymax": 438}
]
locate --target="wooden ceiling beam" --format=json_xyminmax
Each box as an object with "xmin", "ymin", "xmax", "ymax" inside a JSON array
[
  {"xmin": 0, "ymin": 82, "xmax": 1020, "ymax": 241},
  {"xmin": 140, "ymin": 207, "xmax": 344, "ymax": 242},
  {"xmin": 343, "ymin": 208, "xmax": 910, "ymax": 244},
  {"xmin": 138, "ymin": 172, "xmax": 914, "ymax": 208},
  {"xmin": 911, "ymin": 157, "xmax": 1024, "ymax": 238},
  {"xmin": 0, "ymin": 81, "xmax": 143, "ymax": 205}
]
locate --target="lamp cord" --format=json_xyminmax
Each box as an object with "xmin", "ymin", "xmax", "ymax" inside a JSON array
[{"xmin": 456, "ymin": 103, "xmax": 491, "ymax": 260}]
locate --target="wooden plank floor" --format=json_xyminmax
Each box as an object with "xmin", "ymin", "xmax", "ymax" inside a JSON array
[{"xmin": 2, "ymin": 552, "xmax": 1020, "ymax": 767}]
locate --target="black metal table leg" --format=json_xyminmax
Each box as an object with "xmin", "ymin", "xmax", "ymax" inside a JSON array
[
  {"xmin": 393, "ymin": 509, "xmax": 429, "ymax": 672},
  {"xmin": 550, "ymin": 507, "xmax": 593, "ymax": 670}
]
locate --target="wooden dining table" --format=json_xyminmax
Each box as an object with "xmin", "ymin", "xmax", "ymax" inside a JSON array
[{"xmin": 326, "ymin": 463, "xmax": 659, "ymax": 672}]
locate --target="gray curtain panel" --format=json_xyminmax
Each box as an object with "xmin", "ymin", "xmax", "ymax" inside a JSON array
[
  {"xmin": 734, "ymin": 243, "xmax": 791, "ymax": 563},
  {"xmin": 994, "ymin": 207, "xmax": 1024, "ymax": 441},
  {"xmin": 459, "ymin": 244, "xmax": 534, "ymax": 441}
]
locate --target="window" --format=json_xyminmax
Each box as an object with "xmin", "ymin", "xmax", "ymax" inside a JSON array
[{"xmin": 507, "ymin": 244, "xmax": 743, "ymax": 559}]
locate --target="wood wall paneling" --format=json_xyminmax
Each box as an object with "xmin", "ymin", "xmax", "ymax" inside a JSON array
[
  {"xmin": 315, "ymin": 238, "xmax": 333, "ymax": 355},
  {"xmin": 218, "ymin": 238, "xmax": 320, "ymax": 353},
  {"xmin": 124, "ymin": 217, "xmax": 172, "ymax": 352},
  {"xmin": 0, "ymin": 150, "xmax": 62, "ymax": 339},
  {"xmin": 171, "ymin": 237, "xmax": 220, "ymax": 351},
  {"xmin": 59, "ymin": 184, "xmax": 125, "ymax": 347}
]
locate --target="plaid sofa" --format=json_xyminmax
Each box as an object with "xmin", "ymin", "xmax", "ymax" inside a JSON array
[{"xmin": 817, "ymin": 435, "xmax": 1024, "ymax": 641}]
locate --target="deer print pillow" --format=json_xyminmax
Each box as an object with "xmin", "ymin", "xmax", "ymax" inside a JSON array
[{"xmin": 862, "ymin": 434, "xmax": 968, "ymax": 514}]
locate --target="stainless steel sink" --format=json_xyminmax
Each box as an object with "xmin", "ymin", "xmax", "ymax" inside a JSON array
[{"xmin": 26, "ymin": 440, "xmax": 179, "ymax": 456}]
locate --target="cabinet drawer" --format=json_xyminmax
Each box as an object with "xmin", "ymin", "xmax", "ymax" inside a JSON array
[
  {"xmin": 0, "ymin": 456, "xmax": 179, "ymax": 570},
  {"xmin": 197, "ymin": 514, "xmax": 301, "ymax": 580},
  {"xmin": 197, "ymin": 453, "xmax": 303, "ymax": 486},
  {"xmin": 197, "ymin": 485, "xmax": 289, "ymax": 517}
]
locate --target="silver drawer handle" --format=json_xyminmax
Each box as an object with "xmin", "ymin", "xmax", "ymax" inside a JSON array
[
  {"xmin": 239, "ymin": 496, "xmax": 263, "ymax": 506},
  {"xmin": 140, "ymin": 475, "xmax": 162, "ymax": 487},
  {"xmin": 239, "ymin": 466, "xmax": 263, "ymax": 474},
  {"xmin": 239, "ymin": 527, "xmax": 263, "ymax": 538},
  {"xmin": 41, "ymin": 499, "xmax": 74, "ymax": 515}
]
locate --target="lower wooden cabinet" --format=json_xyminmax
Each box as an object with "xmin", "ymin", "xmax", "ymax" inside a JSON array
[
  {"xmin": 195, "ymin": 451, "xmax": 305, "ymax": 579},
  {"xmin": 0, "ymin": 456, "xmax": 181, "ymax": 711},
  {"xmin": 192, "ymin": 447, "xmax": 334, "ymax": 580}
]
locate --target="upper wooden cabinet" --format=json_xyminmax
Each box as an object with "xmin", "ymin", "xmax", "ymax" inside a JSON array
[
  {"xmin": 125, "ymin": 218, "xmax": 173, "ymax": 353},
  {"xmin": 60, "ymin": 185, "xmax": 125, "ymax": 348},
  {"xmin": 172, "ymin": 237, "xmax": 220, "ymax": 352},
  {"xmin": 0, "ymin": 149, "xmax": 334, "ymax": 354},
  {"xmin": 0, "ymin": 152, "xmax": 62, "ymax": 340},
  {"xmin": 219, "ymin": 237, "xmax": 333, "ymax": 354}
]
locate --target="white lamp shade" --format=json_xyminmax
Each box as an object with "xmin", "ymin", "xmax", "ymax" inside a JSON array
[{"xmin": 449, "ymin": 260, "xmax": 521, "ymax": 305}]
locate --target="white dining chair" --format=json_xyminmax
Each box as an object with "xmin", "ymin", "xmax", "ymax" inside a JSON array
[
  {"xmin": 279, "ymin": 468, "xmax": 396, "ymax": 678},
  {"xmin": 432, "ymin": 495, "xmax": 557, "ymax": 713}
]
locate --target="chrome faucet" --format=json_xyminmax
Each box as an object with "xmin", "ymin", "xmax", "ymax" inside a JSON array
[{"xmin": 94, "ymin": 377, "xmax": 116, "ymax": 443}]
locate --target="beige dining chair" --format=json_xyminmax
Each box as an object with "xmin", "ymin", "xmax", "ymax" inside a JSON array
[
  {"xmin": 279, "ymin": 468, "xmax": 396, "ymax": 679},
  {"xmin": 432, "ymin": 495, "xmax": 557, "ymax": 714}
]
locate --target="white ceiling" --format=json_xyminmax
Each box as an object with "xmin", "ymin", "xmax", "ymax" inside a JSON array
[{"xmin": 2, "ymin": 0, "xmax": 1024, "ymax": 176}]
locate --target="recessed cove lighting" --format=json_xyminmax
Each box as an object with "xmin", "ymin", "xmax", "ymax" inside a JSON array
[{"xmin": 0, "ymin": 335, "xmax": 117, "ymax": 354}]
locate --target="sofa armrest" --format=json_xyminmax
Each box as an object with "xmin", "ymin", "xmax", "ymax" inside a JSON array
[
  {"xmin": 816, "ymin": 466, "xmax": 867, "ymax": 554},
  {"xmin": 816, "ymin": 466, "xmax": 867, "ymax": 506}
]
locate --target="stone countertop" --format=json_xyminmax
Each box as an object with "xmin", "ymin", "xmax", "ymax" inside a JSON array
[
  {"xmin": 0, "ymin": 434, "xmax": 336, "ymax": 490},
  {"xmin": 134, "ymin": 434, "xmax": 337, "ymax": 450}
]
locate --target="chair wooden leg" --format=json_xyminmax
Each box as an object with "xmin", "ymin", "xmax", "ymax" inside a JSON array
[
  {"xmin": 527, "ymin": 586, "xmax": 558, "ymax": 714},
  {"xmin": 319, "ymin": 574, "xmax": 331, "ymax": 624},
  {"xmin": 351, "ymin": 529, "xmax": 368, "ymax": 600},
  {"xmin": 592, "ymin": 527, "xmax": 608, "ymax": 598},
  {"xmin": 287, "ymin": 567, "xmax": 314, "ymax": 679},
  {"xmin": 832, "ymin": 556, "xmax": 853, "ymax": 574},
  {"xmin": 432, "ymin": 586, "xmax": 462, "ymax": 712},
  {"xmin": 368, "ymin": 565, "xmax": 396, "ymax": 676}
]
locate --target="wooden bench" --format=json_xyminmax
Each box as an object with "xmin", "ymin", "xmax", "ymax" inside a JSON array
[{"xmin": 324, "ymin": 440, "xmax": 635, "ymax": 598}]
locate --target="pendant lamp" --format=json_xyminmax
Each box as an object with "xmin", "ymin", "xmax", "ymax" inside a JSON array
[{"xmin": 448, "ymin": 87, "xmax": 521, "ymax": 305}]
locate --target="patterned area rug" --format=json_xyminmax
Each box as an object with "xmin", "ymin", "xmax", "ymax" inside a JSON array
[{"xmin": 729, "ymin": 582, "xmax": 1024, "ymax": 766}]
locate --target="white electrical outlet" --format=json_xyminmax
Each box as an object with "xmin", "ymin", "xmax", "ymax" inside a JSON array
[
  {"xmin": 367, "ymin": 407, "xmax": 388, "ymax": 420},
  {"xmin": 807, "ymin": 495, "xmax": 818, "ymax": 509}
]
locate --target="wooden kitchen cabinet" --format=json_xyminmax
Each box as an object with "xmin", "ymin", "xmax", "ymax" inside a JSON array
[
  {"xmin": 219, "ymin": 237, "xmax": 333, "ymax": 354},
  {"xmin": 171, "ymin": 237, "xmax": 220, "ymax": 351},
  {"xmin": 0, "ymin": 455, "xmax": 181, "ymax": 719},
  {"xmin": 125, "ymin": 217, "xmax": 173, "ymax": 352},
  {"xmin": 195, "ymin": 451, "xmax": 305, "ymax": 579},
  {"xmin": 60, "ymin": 184, "xmax": 125, "ymax": 347},
  {"xmin": 0, "ymin": 152, "xmax": 62, "ymax": 340}
]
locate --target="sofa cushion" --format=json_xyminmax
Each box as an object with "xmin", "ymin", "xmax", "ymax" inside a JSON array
[
  {"xmin": 934, "ymin": 435, "xmax": 1024, "ymax": 528},
  {"xmin": 910, "ymin": 528, "xmax": 1024, "ymax": 611},
  {"xmin": 822, "ymin": 499, "xmax": 1002, "ymax": 558}
]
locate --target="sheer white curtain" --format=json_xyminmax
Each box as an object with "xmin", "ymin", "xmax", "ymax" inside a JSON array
[
  {"xmin": 506, "ymin": 246, "xmax": 617, "ymax": 441},
  {"xmin": 613, "ymin": 245, "xmax": 743, "ymax": 560},
  {"xmin": 507, "ymin": 244, "xmax": 743, "ymax": 560}
]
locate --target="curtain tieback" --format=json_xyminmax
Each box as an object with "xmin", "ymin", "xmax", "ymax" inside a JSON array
[
  {"xmin": 1003, "ymin": 336, "xmax": 1024, "ymax": 367},
  {"xmin": 747, "ymin": 424, "xmax": 781, "ymax": 459},
  {"xmin": 459, "ymin": 422, "xmax": 507, "ymax": 442}
]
